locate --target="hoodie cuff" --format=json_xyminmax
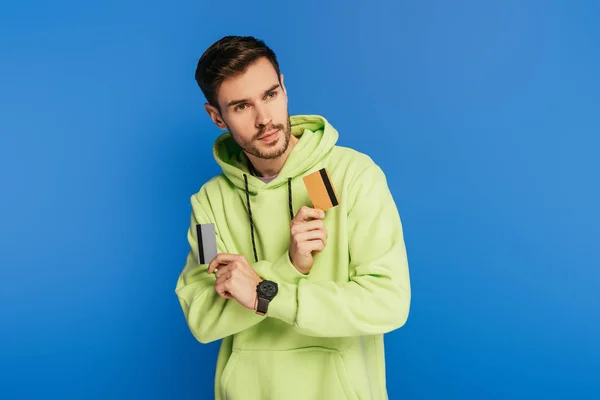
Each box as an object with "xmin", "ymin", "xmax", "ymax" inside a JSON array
[
  {"xmin": 270, "ymin": 250, "xmax": 307, "ymax": 284},
  {"xmin": 254, "ymin": 251, "xmax": 305, "ymax": 325},
  {"xmin": 267, "ymin": 280, "xmax": 298, "ymax": 325}
]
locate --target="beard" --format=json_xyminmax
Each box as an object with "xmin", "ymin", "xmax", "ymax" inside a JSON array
[{"xmin": 229, "ymin": 113, "xmax": 292, "ymax": 160}]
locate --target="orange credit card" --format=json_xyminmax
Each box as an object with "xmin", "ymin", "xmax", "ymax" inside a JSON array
[{"xmin": 302, "ymin": 168, "xmax": 340, "ymax": 211}]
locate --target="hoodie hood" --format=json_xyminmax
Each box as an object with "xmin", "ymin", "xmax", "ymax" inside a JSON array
[{"xmin": 212, "ymin": 114, "xmax": 338, "ymax": 195}]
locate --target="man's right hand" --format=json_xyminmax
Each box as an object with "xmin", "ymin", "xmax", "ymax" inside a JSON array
[{"xmin": 289, "ymin": 206, "xmax": 328, "ymax": 275}]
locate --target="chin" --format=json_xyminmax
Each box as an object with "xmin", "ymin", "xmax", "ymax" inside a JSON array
[{"xmin": 257, "ymin": 140, "xmax": 288, "ymax": 159}]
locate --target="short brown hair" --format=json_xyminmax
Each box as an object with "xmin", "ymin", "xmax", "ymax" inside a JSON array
[{"xmin": 194, "ymin": 36, "xmax": 281, "ymax": 111}]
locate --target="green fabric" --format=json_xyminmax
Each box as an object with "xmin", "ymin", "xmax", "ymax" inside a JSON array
[{"xmin": 175, "ymin": 114, "xmax": 411, "ymax": 400}]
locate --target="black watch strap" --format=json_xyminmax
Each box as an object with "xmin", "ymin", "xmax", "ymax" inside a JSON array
[{"xmin": 256, "ymin": 297, "xmax": 270, "ymax": 316}]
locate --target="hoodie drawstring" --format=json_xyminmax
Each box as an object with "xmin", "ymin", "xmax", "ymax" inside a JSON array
[{"xmin": 244, "ymin": 174, "xmax": 293, "ymax": 263}]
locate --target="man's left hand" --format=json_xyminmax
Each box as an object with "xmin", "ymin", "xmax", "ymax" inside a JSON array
[{"xmin": 208, "ymin": 253, "xmax": 262, "ymax": 310}]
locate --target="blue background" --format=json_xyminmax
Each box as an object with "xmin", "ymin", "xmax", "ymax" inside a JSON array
[{"xmin": 1, "ymin": 0, "xmax": 599, "ymax": 399}]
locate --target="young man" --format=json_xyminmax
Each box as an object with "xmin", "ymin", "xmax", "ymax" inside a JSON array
[{"xmin": 175, "ymin": 36, "xmax": 411, "ymax": 400}]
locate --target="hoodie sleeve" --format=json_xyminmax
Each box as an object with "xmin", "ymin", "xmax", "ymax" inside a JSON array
[
  {"xmin": 175, "ymin": 192, "xmax": 307, "ymax": 344},
  {"xmin": 266, "ymin": 162, "xmax": 411, "ymax": 337}
]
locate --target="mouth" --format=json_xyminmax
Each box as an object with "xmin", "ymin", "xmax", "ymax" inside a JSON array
[{"xmin": 257, "ymin": 128, "xmax": 280, "ymax": 141}]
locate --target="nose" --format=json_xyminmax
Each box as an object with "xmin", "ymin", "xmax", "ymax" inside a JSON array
[{"xmin": 254, "ymin": 105, "xmax": 272, "ymax": 129}]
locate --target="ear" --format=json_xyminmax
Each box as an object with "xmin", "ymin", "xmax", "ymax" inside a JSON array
[
  {"xmin": 204, "ymin": 103, "xmax": 227, "ymax": 129},
  {"xmin": 280, "ymin": 73, "xmax": 287, "ymax": 96}
]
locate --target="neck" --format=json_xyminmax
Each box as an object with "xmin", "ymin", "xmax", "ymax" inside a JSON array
[{"xmin": 246, "ymin": 135, "xmax": 299, "ymax": 177}]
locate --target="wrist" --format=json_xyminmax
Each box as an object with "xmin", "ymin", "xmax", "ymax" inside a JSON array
[
  {"xmin": 253, "ymin": 278, "xmax": 263, "ymax": 311},
  {"xmin": 288, "ymin": 251, "xmax": 304, "ymax": 274}
]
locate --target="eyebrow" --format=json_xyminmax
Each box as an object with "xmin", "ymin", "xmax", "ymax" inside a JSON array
[{"xmin": 227, "ymin": 83, "xmax": 281, "ymax": 108}]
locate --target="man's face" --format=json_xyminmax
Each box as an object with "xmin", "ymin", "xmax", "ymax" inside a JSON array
[{"xmin": 210, "ymin": 57, "xmax": 291, "ymax": 160}]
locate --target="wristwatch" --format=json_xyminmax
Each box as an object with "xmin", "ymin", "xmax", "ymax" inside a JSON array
[{"xmin": 255, "ymin": 280, "xmax": 278, "ymax": 316}]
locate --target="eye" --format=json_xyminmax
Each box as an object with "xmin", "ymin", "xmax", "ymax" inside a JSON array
[
  {"xmin": 266, "ymin": 91, "xmax": 277, "ymax": 99},
  {"xmin": 235, "ymin": 103, "xmax": 248, "ymax": 111}
]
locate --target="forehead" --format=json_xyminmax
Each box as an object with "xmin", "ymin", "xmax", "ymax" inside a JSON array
[{"xmin": 218, "ymin": 57, "xmax": 279, "ymax": 103}]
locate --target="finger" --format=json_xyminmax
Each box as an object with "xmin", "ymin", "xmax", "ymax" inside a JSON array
[
  {"xmin": 218, "ymin": 260, "xmax": 245, "ymax": 279},
  {"xmin": 215, "ymin": 282, "xmax": 226, "ymax": 297},
  {"xmin": 295, "ymin": 230, "xmax": 327, "ymax": 246},
  {"xmin": 208, "ymin": 253, "xmax": 245, "ymax": 274},
  {"xmin": 207, "ymin": 257, "xmax": 226, "ymax": 275},
  {"xmin": 215, "ymin": 263, "xmax": 235, "ymax": 279},
  {"xmin": 291, "ymin": 219, "xmax": 326, "ymax": 235},
  {"xmin": 217, "ymin": 289, "xmax": 233, "ymax": 299},
  {"xmin": 220, "ymin": 279, "xmax": 237, "ymax": 300},
  {"xmin": 293, "ymin": 206, "xmax": 325, "ymax": 223},
  {"xmin": 215, "ymin": 278, "xmax": 232, "ymax": 297},
  {"xmin": 215, "ymin": 270, "xmax": 233, "ymax": 285},
  {"xmin": 299, "ymin": 239, "xmax": 326, "ymax": 255}
]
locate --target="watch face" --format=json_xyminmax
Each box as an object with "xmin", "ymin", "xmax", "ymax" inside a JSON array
[{"xmin": 259, "ymin": 281, "xmax": 278, "ymax": 297}]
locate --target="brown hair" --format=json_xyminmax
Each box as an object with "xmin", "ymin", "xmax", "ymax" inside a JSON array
[{"xmin": 195, "ymin": 36, "xmax": 281, "ymax": 111}]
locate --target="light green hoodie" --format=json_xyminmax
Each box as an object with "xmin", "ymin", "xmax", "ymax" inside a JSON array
[{"xmin": 175, "ymin": 115, "xmax": 411, "ymax": 400}]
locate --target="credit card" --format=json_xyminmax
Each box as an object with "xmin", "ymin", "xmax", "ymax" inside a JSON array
[
  {"xmin": 195, "ymin": 223, "xmax": 218, "ymax": 265},
  {"xmin": 302, "ymin": 167, "xmax": 340, "ymax": 211}
]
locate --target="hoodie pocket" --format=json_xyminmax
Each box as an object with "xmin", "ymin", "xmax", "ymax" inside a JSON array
[{"xmin": 220, "ymin": 347, "xmax": 359, "ymax": 400}]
